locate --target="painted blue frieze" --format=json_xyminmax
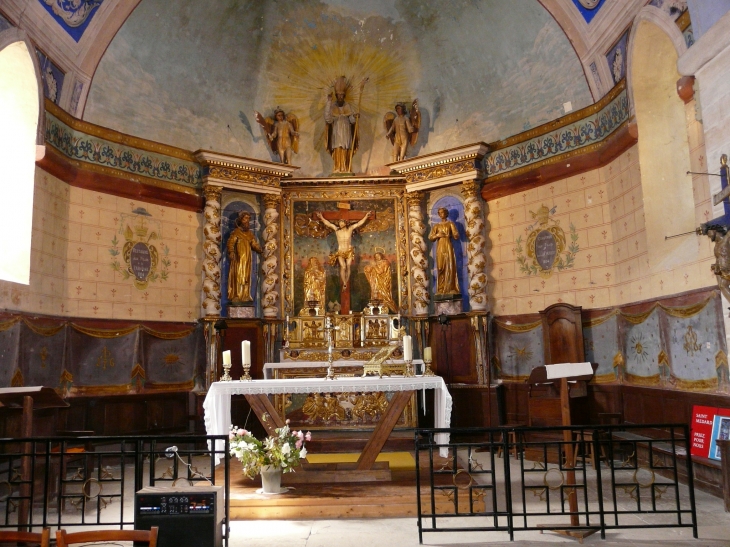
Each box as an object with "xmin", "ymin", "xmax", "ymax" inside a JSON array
[
  {"xmin": 36, "ymin": 49, "xmax": 64, "ymax": 105},
  {"xmin": 38, "ymin": 0, "xmax": 103, "ymax": 43}
]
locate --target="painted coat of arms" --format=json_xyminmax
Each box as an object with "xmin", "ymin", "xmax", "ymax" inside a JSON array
[
  {"xmin": 515, "ymin": 204, "xmax": 578, "ymax": 277},
  {"xmin": 110, "ymin": 209, "xmax": 170, "ymax": 290}
]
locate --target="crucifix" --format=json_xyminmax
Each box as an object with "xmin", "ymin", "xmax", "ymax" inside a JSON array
[{"xmin": 316, "ymin": 203, "xmax": 375, "ymax": 314}]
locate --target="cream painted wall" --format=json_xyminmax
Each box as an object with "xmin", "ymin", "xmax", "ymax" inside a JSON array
[
  {"xmin": 488, "ymin": 105, "xmax": 715, "ymax": 314},
  {"xmin": 0, "ymin": 168, "xmax": 203, "ymax": 322}
]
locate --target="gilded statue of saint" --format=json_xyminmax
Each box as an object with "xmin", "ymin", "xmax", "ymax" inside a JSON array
[
  {"xmin": 227, "ymin": 211, "xmax": 262, "ymax": 303},
  {"xmin": 324, "ymin": 76, "xmax": 361, "ymax": 173},
  {"xmin": 316, "ymin": 211, "xmax": 373, "ymax": 289},
  {"xmin": 384, "ymin": 99, "xmax": 420, "ymax": 162},
  {"xmin": 303, "ymin": 256, "xmax": 326, "ymax": 309},
  {"xmin": 364, "ymin": 249, "xmax": 397, "ymax": 312},
  {"xmin": 255, "ymin": 109, "xmax": 299, "ymax": 165},
  {"xmin": 428, "ymin": 207, "xmax": 461, "ymax": 295}
]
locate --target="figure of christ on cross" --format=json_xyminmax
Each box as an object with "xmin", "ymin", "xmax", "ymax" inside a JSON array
[{"xmin": 316, "ymin": 209, "xmax": 374, "ymax": 291}]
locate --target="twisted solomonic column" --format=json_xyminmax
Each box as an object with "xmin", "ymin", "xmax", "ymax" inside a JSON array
[
  {"xmin": 261, "ymin": 194, "xmax": 281, "ymax": 318},
  {"xmin": 461, "ymin": 180, "xmax": 488, "ymax": 312},
  {"xmin": 406, "ymin": 192, "xmax": 429, "ymax": 316},
  {"xmin": 202, "ymin": 185, "xmax": 223, "ymax": 316}
]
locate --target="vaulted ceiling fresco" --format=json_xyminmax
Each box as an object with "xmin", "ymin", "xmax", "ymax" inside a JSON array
[{"xmin": 84, "ymin": 0, "xmax": 593, "ymax": 176}]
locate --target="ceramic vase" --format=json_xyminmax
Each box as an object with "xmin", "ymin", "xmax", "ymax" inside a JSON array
[{"xmin": 260, "ymin": 464, "xmax": 282, "ymax": 494}]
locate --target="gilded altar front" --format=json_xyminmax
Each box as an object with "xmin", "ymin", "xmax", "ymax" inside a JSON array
[{"xmin": 268, "ymin": 362, "xmax": 417, "ymax": 430}]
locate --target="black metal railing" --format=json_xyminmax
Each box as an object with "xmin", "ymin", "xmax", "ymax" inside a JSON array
[
  {"xmin": 0, "ymin": 435, "xmax": 229, "ymax": 545},
  {"xmin": 415, "ymin": 424, "xmax": 697, "ymax": 543}
]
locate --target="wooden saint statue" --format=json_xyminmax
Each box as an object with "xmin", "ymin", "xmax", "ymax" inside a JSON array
[
  {"xmin": 364, "ymin": 248, "xmax": 397, "ymax": 312},
  {"xmin": 428, "ymin": 207, "xmax": 460, "ymax": 295},
  {"xmin": 227, "ymin": 211, "xmax": 262, "ymax": 303},
  {"xmin": 384, "ymin": 99, "xmax": 420, "ymax": 162},
  {"xmin": 255, "ymin": 109, "xmax": 299, "ymax": 165}
]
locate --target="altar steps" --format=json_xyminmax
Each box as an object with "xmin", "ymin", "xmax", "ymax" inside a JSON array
[{"xmin": 223, "ymin": 451, "xmax": 472, "ymax": 520}]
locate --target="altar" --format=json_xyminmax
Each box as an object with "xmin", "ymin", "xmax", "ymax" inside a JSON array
[{"xmin": 203, "ymin": 376, "xmax": 451, "ymax": 468}]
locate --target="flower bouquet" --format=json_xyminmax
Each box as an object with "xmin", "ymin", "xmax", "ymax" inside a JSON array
[{"xmin": 229, "ymin": 421, "xmax": 311, "ymax": 480}]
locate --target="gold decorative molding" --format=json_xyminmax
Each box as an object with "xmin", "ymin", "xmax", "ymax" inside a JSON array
[
  {"xmin": 195, "ymin": 150, "xmax": 298, "ymax": 194},
  {"xmin": 281, "ymin": 175, "xmax": 405, "ymax": 187}
]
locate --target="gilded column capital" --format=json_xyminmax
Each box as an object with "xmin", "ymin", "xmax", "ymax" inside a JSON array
[
  {"xmin": 262, "ymin": 193, "xmax": 281, "ymax": 210},
  {"xmin": 405, "ymin": 191, "xmax": 424, "ymax": 206},
  {"xmin": 461, "ymin": 179, "xmax": 482, "ymax": 199},
  {"xmin": 203, "ymin": 184, "xmax": 223, "ymax": 201}
]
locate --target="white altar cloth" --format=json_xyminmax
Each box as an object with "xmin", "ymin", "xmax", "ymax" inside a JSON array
[
  {"xmin": 203, "ymin": 376, "xmax": 452, "ymax": 464},
  {"xmin": 263, "ymin": 360, "xmax": 425, "ymax": 379}
]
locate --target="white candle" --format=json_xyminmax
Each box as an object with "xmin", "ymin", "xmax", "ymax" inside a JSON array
[
  {"xmin": 241, "ymin": 340, "xmax": 251, "ymax": 365},
  {"xmin": 403, "ymin": 335, "xmax": 412, "ymax": 361},
  {"xmin": 424, "ymin": 346, "xmax": 432, "ymax": 361},
  {"xmin": 222, "ymin": 350, "xmax": 231, "ymax": 365}
]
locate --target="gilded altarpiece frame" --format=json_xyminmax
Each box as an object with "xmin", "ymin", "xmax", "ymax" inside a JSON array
[
  {"xmin": 280, "ymin": 187, "xmax": 410, "ymax": 317},
  {"xmin": 277, "ymin": 185, "xmax": 415, "ymax": 429}
]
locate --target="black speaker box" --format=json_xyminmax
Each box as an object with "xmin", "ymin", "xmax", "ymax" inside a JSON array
[{"xmin": 135, "ymin": 486, "xmax": 223, "ymax": 547}]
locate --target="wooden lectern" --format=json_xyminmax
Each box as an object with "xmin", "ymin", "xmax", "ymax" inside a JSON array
[
  {"xmin": 0, "ymin": 387, "xmax": 68, "ymax": 529},
  {"xmin": 530, "ymin": 363, "xmax": 598, "ymax": 542}
]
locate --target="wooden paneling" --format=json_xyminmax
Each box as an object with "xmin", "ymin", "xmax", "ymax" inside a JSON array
[
  {"xmin": 428, "ymin": 315, "xmax": 477, "ymax": 385},
  {"xmin": 540, "ymin": 303, "xmax": 585, "ymax": 365},
  {"xmin": 221, "ymin": 321, "xmax": 265, "ymax": 381},
  {"xmin": 450, "ymin": 385, "xmax": 501, "ymax": 428}
]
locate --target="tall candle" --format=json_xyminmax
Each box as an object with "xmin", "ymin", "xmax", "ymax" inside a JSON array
[
  {"xmin": 424, "ymin": 346, "xmax": 432, "ymax": 362},
  {"xmin": 403, "ymin": 335, "xmax": 412, "ymax": 361},
  {"xmin": 222, "ymin": 350, "xmax": 231, "ymax": 365},
  {"xmin": 241, "ymin": 340, "xmax": 251, "ymax": 365}
]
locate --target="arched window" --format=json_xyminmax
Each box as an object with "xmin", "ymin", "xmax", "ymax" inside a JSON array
[{"xmin": 0, "ymin": 36, "xmax": 42, "ymax": 285}]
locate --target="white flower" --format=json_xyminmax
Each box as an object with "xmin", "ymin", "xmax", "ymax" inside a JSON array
[
  {"xmin": 281, "ymin": 443, "xmax": 291, "ymax": 455},
  {"xmin": 299, "ymin": 447, "xmax": 307, "ymax": 458}
]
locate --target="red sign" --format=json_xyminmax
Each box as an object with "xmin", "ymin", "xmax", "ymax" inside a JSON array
[{"xmin": 690, "ymin": 405, "xmax": 717, "ymax": 458}]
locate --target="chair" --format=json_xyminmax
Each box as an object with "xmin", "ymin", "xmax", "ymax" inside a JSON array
[
  {"xmin": 56, "ymin": 527, "xmax": 158, "ymax": 547},
  {"xmin": 496, "ymin": 424, "xmax": 525, "ymax": 459},
  {"xmin": 0, "ymin": 528, "xmax": 51, "ymax": 547}
]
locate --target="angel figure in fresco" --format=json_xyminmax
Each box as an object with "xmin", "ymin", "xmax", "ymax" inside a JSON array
[
  {"xmin": 384, "ymin": 100, "xmax": 420, "ymax": 162},
  {"xmin": 255, "ymin": 109, "xmax": 299, "ymax": 165}
]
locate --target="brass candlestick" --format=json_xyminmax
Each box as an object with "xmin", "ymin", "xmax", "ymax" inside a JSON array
[
  {"xmin": 221, "ymin": 362, "xmax": 232, "ymax": 382},
  {"xmin": 423, "ymin": 357, "xmax": 435, "ymax": 376},
  {"xmin": 241, "ymin": 362, "xmax": 252, "ymax": 381},
  {"xmin": 404, "ymin": 359, "xmax": 415, "ymax": 378}
]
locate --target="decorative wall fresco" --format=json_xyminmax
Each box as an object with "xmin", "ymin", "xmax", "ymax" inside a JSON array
[
  {"xmin": 483, "ymin": 85, "xmax": 629, "ymax": 180},
  {"xmin": 45, "ymin": 111, "xmax": 202, "ymax": 189},
  {"xmin": 36, "ymin": 49, "xmax": 64, "ymax": 105},
  {"xmin": 492, "ymin": 290, "xmax": 729, "ymax": 394},
  {"xmin": 514, "ymin": 204, "xmax": 579, "ymax": 277},
  {"xmin": 37, "ymin": 0, "xmax": 103, "ymax": 43},
  {"xmin": 85, "ymin": 0, "xmax": 592, "ymax": 177},
  {"xmin": 571, "ymin": 0, "xmax": 607, "ymax": 24},
  {"xmin": 606, "ymin": 30, "xmax": 629, "ymax": 86},
  {"xmin": 0, "ymin": 169, "xmax": 202, "ymax": 323},
  {"xmin": 0, "ymin": 315, "xmax": 204, "ymax": 395},
  {"xmin": 109, "ymin": 208, "xmax": 171, "ymax": 290}
]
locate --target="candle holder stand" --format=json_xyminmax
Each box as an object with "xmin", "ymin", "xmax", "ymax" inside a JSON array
[
  {"xmin": 404, "ymin": 359, "xmax": 415, "ymax": 378},
  {"xmin": 221, "ymin": 362, "xmax": 232, "ymax": 382},
  {"xmin": 241, "ymin": 362, "xmax": 252, "ymax": 381},
  {"xmin": 423, "ymin": 358, "xmax": 435, "ymax": 376}
]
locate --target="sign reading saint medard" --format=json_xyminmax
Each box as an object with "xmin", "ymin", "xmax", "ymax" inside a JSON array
[
  {"xmin": 515, "ymin": 205, "xmax": 579, "ymax": 277},
  {"xmin": 534, "ymin": 229, "xmax": 558, "ymax": 271},
  {"xmin": 130, "ymin": 242, "xmax": 153, "ymax": 282},
  {"xmin": 110, "ymin": 209, "xmax": 170, "ymax": 290}
]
